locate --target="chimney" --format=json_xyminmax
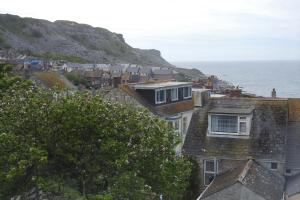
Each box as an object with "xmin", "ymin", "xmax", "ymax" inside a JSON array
[{"xmin": 271, "ymin": 88, "xmax": 276, "ymax": 98}]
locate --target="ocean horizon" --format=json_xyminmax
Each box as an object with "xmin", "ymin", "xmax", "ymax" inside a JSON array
[{"xmin": 173, "ymin": 60, "xmax": 300, "ymax": 98}]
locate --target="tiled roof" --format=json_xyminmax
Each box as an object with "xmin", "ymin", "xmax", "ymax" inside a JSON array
[
  {"xmin": 183, "ymin": 98, "xmax": 288, "ymax": 161},
  {"xmin": 201, "ymin": 160, "xmax": 285, "ymax": 200},
  {"xmin": 286, "ymin": 122, "xmax": 300, "ymax": 169}
]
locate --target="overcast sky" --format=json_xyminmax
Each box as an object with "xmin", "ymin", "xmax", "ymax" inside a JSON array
[{"xmin": 1, "ymin": 0, "xmax": 300, "ymax": 61}]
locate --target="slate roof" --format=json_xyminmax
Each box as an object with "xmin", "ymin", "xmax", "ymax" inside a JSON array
[
  {"xmin": 126, "ymin": 65, "xmax": 140, "ymax": 73},
  {"xmin": 200, "ymin": 160, "xmax": 285, "ymax": 200},
  {"xmin": 183, "ymin": 98, "xmax": 288, "ymax": 161},
  {"xmin": 286, "ymin": 173, "xmax": 300, "ymax": 197},
  {"xmin": 208, "ymin": 107, "xmax": 254, "ymax": 115},
  {"xmin": 120, "ymin": 84, "xmax": 193, "ymax": 117},
  {"xmin": 134, "ymin": 81, "xmax": 192, "ymax": 90},
  {"xmin": 152, "ymin": 67, "xmax": 173, "ymax": 75},
  {"xmin": 139, "ymin": 67, "xmax": 152, "ymax": 74},
  {"xmin": 286, "ymin": 122, "xmax": 300, "ymax": 169}
]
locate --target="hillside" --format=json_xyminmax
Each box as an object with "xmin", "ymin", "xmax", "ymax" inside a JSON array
[{"xmin": 0, "ymin": 14, "xmax": 172, "ymax": 67}]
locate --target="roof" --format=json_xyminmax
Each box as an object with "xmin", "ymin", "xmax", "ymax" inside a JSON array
[
  {"xmin": 126, "ymin": 65, "xmax": 140, "ymax": 73},
  {"xmin": 200, "ymin": 160, "xmax": 285, "ymax": 200},
  {"xmin": 286, "ymin": 173, "xmax": 300, "ymax": 197},
  {"xmin": 139, "ymin": 67, "xmax": 152, "ymax": 74},
  {"xmin": 134, "ymin": 81, "xmax": 192, "ymax": 90},
  {"xmin": 120, "ymin": 85, "xmax": 194, "ymax": 117},
  {"xmin": 152, "ymin": 67, "xmax": 173, "ymax": 75},
  {"xmin": 208, "ymin": 107, "xmax": 254, "ymax": 115},
  {"xmin": 286, "ymin": 122, "xmax": 300, "ymax": 169},
  {"xmin": 288, "ymin": 98, "xmax": 300, "ymax": 121},
  {"xmin": 183, "ymin": 98, "xmax": 288, "ymax": 160}
]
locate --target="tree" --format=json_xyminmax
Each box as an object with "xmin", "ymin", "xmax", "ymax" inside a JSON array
[
  {"xmin": 0, "ymin": 62, "xmax": 32, "ymax": 96},
  {"xmin": 0, "ymin": 88, "xmax": 191, "ymax": 199},
  {"xmin": 0, "ymin": 132, "xmax": 47, "ymax": 199}
]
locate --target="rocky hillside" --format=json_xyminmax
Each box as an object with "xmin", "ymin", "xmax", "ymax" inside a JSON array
[{"xmin": 0, "ymin": 14, "xmax": 172, "ymax": 67}]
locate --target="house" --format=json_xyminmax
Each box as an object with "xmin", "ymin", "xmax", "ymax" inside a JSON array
[
  {"xmin": 125, "ymin": 64, "xmax": 140, "ymax": 83},
  {"xmin": 24, "ymin": 59, "xmax": 44, "ymax": 71},
  {"xmin": 139, "ymin": 66, "xmax": 152, "ymax": 82},
  {"xmin": 62, "ymin": 63, "xmax": 95, "ymax": 72},
  {"xmin": 94, "ymin": 64, "xmax": 111, "ymax": 72},
  {"xmin": 285, "ymin": 98, "xmax": 300, "ymax": 200},
  {"xmin": 84, "ymin": 70, "xmax": 111, "ymax": 89},
  {"xmin": 110, "ymin": 64, "xmax": 129, "ymax": 87},
  {"xmin": 104, "ymin": 81, "xmax": 195, "ymax": 153},
  {"xmin": 152, "ymin": 67, "xmax": 175, "ymax": 81},
  {"xmin": 183, "ymin": 97, "xmax": 288, "ymax": 193},
  {"xmin": 286, "ymin": 174, "xmax": 300, "ymax": 200},
  {"xmin": 198, "ymin": 160, "xmax": 285, "ymax": 200}
]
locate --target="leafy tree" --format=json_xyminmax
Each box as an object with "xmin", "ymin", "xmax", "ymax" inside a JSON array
[
  {"xmin": 0, "ymin": 88, "xmax": 192, "ymax": 199},
  {"xmin": 0, "ymin": 132, "xmax": 47, "ymax": 198},
  {"xmin": 0, "ymin": 62, "xmax": 32, "ymax": 95}
]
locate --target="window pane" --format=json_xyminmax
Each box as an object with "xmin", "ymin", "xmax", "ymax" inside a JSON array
[
  {"xmin": 182, "ymin": 117, "xmax": 187, "ymax": 133},
  {"xmin": 211, "ymin": 115, "xmax": 238, "ymax": 133},
  {"xmin": 205, "ymin": 160, "xmax": 215, "ymax": 172},
  {"xmin": 156, "ymin": 90, "xmax": 165, "ymax": 103},
  {"xmin": 205, "ymin": 172, "xmax": 215, "ymax": 185},
  {"xmin": 239, "ymin": 121, "xmax": 247, "ymax": 133},
  {"xmin": 173, "ymin": 120, "xmax": 180, "ymax": 131},
  {"xmin": 171, "ymin": 88, "xmax": 178, "ymax": 100},
  {"xmin": 271, "ymin": 162, "xmax": 278, "ymax": 170}
]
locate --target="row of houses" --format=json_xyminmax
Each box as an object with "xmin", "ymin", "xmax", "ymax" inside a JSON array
[
  {"xmin": 61, "ymin": 63, "xmax": 176, "ymax": 88},
  {"xmin": 103, "ymin": 81, "xmax": 300, "ymax": 200}
]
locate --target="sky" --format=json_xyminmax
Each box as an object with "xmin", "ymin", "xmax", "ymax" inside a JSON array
[{"xmin": 1, "ymin": 0, "xmax": 300, "ymax": 61}]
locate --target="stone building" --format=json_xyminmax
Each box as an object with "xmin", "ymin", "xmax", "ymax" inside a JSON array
[{"xmin": 183, "ymin": 97, "xmax": 293, "ymax": 199}]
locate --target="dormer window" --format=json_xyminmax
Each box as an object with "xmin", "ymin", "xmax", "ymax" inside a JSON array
[
  {"xmin": 208, "ymin": 108, "xmax": 253, "ymax": 137},
  {"xmin": 183, "ymin": 86, "xmax": 192, "ymax": 99},
  {"xmin": 171, "ymin": 88, "xmax": 178, "ymax": 101},
  {"xmin": 155, "ymin": 89, "xmax": 166, "ymax": 104}
]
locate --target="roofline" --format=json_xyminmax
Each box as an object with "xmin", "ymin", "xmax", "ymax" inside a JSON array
[{"xmin": 134, "ymin": 82, "xmax": 192, "ymax": 90}]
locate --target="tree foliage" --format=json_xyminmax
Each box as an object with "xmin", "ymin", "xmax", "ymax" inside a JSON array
[
  {"xmin": 0, "ymin": 87, "xmax": 191, "ymax": 199},
  {"xmin": 0, "ymin": 62, "xmax": 32, "ymax": 95}
]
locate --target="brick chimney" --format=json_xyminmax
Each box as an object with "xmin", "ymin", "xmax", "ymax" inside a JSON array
[{"xmin": 271, "ymin": 88, "xmax": 276, "ymax": 98}]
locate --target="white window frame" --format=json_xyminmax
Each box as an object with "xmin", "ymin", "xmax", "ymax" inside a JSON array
[
  {"xmin": 182, "ymin": 116, "xmax": 188, "ymax": 134},
  {"xmin": 204, "ymin": 159, "xmax": 218, "ymax": 186},
  {"xmin": 208, "ymin": 114, "xmax": 251, "ymax": 137},
  {"xmin": 183, "ymin": 86, "xmax": 192, "ymax": 99},
  {"xmin": 155, "ymin": 89, "xmax": 166, "ymax": 104},
  {"xmin": 171, "ymin": 88, "xmax": 178, "ymax": 101}
]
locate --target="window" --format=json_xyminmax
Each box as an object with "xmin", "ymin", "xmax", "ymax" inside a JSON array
[
  {"xmin": 183, "ymin": 86, "xmax": 192, "ymax": 98},
  {"xmin": 168, "ymin": 119, "xmax": 180, "ymax": 134},
  {"xmin": 182, "ymin": 116, "xmax": 188, "ymax": 134},
  {"xmin": 174, "ymin": 120, "xmax": 180, "ymax": 132},
  {"xmin": 286, "ymin": 169, "xmax": 291, "ymax": 174},
  {"xmin": 271, "ymin": 162, "xmax": 278, "ymax": 170},
  {"xmin": 156, "ymin": 89, "xmax": 166, "ymax": 104},
  {"xmin": 171, "ymin": 88, "xmax": 178, "ymax": 101},
  {"xmin": 211, "ymin": 115, "xmax": 238, "ymax": 133},
  {"xmin": 239, "ymin": 117, "xmax": 247, "ymax": 133},
  {"xmin": 204, "ymin": 159, "xmax": 217, "ymax": 186},
  {"xmin": 209, "ymin": 114, "xmax": 251, "ymax": 136}
]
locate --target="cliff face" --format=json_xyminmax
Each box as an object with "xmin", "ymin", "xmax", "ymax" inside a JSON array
[{"xmin": 0, "ymin": 14, "xmax": 172, "ymax": 67}]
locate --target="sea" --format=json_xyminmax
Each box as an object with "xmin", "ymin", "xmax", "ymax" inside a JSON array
[{"xmin": 173, "ymin": 60, "xmax": 300, "ymax": 98}]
